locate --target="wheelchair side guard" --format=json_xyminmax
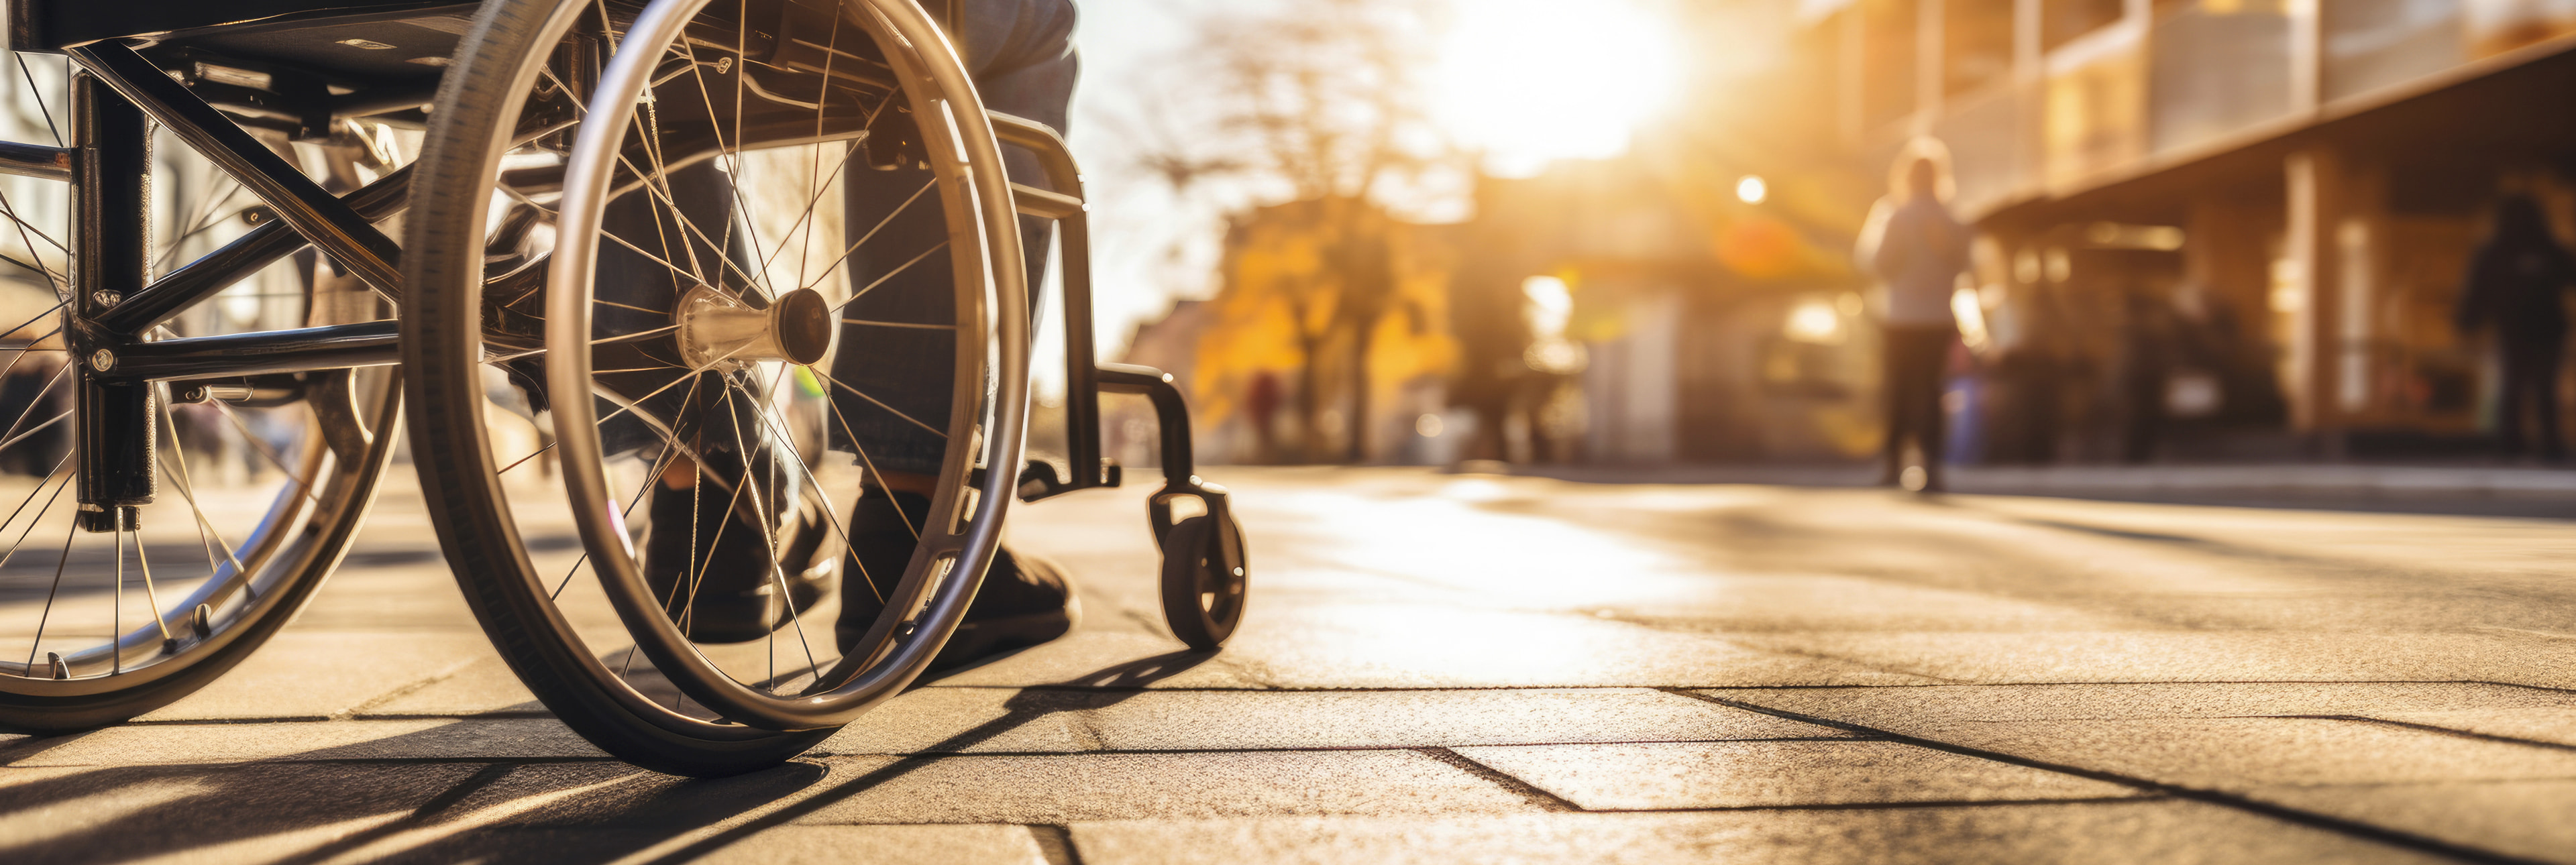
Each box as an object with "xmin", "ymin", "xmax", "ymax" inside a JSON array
[{"xmin": 987, "ymin": 112, "xmax": 1249, "ymax": 650}]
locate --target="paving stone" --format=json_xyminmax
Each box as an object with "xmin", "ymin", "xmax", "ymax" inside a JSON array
[
  {"xmin": 2371, "ymin": 707, "xmax": 2576, "ymax": 748},
  {"xmin": 357, "ymin": 655, "xmax": 547, "ymax": 718},
  {"xmin": 820, "ymin": 687, "xmax": 1099, "ymax": 755},
  {"xmin": 926, "ymin": 630, "xmax": 1273, "ymax": 689},
  {"xmin": 692, "ymin": 825, "xmax": 1051, "ymax": 865},
  {"xmin": 2243, "ymin": 780, "xmax": 2576, "ymax": 864},
  {"xmin": 1452, "ymin": 741, "xmax": 2139, "ymax": 810},
  {"xmin": 1595, "ymin": 573, "xmax": 2144, "ymax": 634},
  {"xmin": 796, "ymin": 750, "xmax": 1539, "ymax": 824},
  {"xmin": 1721, "ymin": 631, "xmax": 2576, "ymax": 689},
  {"xmin": 1075, "ymin": 688, "xmax": 1851, "ymax": 752},
  {"xmin": 272, "ymin": 762, "xmax": 834, "ymax": 863},
  {"xmin": 1902, "ymin": 717, "xmax": 2576, "ymax": 789},
  {"xmin": 131, "ymin": 632, "xmax": 497, "ymax": 722},
  {"xmin": 0, "ymin": 762, "xmax": 479, "ymax": 864},
  {"xmin": 1064, "ymin": 801, "xmax": 2451, "ymax": 864},
  {"xmin": 9, "ymin": 718, "xmax": 604, "ymax": 766},
  {"xmin": 820, "ymin": 687, "xmax": 1851, "ymax": 756},
  {"xmin": 1699, "ymin": 682, "xmax": 2576, "ymax": 725},
  {"xmin": 1155, "ymin": 603, "xmax": 1931, "ymax": 689}
]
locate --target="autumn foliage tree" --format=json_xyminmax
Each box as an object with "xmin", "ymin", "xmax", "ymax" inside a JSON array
[{"xmin": 1136, "ymin": 0, "xmax": 1456, "ymax": 462}]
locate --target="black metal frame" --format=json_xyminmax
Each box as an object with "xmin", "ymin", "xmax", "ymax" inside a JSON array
[
  {"xmin": 987, "ymin": 115, "xmax": 1230, "ymax": 532},
  {"xmin": 13, "ymin": 1, "xmax": 1221, "ymax": 534},
  {"xmin": 10, "ymin": 14, "xmax": 428, "ymax": 528}
]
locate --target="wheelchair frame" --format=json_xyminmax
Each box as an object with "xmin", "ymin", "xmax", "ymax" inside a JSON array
[{"xmin": 3, "ymin": 0, "xmax": 1223, "ymax": 538}]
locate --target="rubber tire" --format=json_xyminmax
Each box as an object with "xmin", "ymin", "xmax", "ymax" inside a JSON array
[
  {"xmin": 401, "ymin": 0, "xmax": 828, "ymax": 776},
  {"xmin": 1159, "ymin": 514, "xmax": 1248, "ymax": 650}
]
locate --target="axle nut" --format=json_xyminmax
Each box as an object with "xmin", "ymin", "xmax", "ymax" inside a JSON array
[{"xmin": 87, "ymin": 349, "xmax": 115, "ymax": 372}]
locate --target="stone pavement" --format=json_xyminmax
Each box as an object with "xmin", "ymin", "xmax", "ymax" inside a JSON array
[{"xmin": 4, "ymin": 467, "xmax": 2575, "ymax": 863}]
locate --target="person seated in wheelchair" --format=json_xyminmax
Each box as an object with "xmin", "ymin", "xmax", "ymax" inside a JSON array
[{"xmin": 588, "ymin": 0, "xmax": 1083, "ymax": 671}]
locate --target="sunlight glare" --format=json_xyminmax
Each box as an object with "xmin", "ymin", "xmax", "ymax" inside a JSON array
[
  {"xmin": 1430, "ymin": 0, "xmax": 1686, "ymax": 178},
  {"xmin": 1735, "ymin": 174, "xmax": 1767, "ymax": 204}
]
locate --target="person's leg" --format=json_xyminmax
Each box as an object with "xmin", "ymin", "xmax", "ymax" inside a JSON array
[
  {"xmin": 2530, "ymin": 336, "xmax": 2566, "ymax": 459},
  {"xmin": 2500, "ymin": 341, "xmax": 2537, "ymax": 457},
  {"xmin": 1880, "ymin": 329, "xmax": 1912, "ymax": 485},
  {"xmin": 1914, "ymin": 338, "xmax": 1951, "ymax": 489},
  {"xmin": 833, "ymin": 0, "xmax": 1081, "ymax": 660},
  {"xmin": 827, "ymin": 0, "xmax": 1077, "ymax": 483}
]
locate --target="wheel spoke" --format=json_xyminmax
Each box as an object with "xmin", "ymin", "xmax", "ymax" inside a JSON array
[
  {"xmin": 207, "ymin": 401, "xmax": 320, "ymax": 506},
  {"xmin": 720, "ymin": 374, "xmax": 820, "ymax": 677},
  {"xmin": 156, "ymin": 389, "xmax": 253, "ymax": 582},
  {"xmin": 817, "ymin": 178, "xmax": 936, "ymax": 300},
  {"xmin": 827, "ymin": 239, "xmax": 948, "ymax": 311},
  {"xmin": 23, "ymin": 508, "xmax": 80, "ymax": 670},
  {"xmin": 806, "ymin": 367, "xmax": 946, "ymax": 440}
]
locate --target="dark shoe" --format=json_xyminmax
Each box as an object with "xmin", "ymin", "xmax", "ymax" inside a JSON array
[
  {"xmin": 640, "ymin": 462, "xmax": 836, "ymax": 644},
  {"xmin": 836, "ymin": 489, "xmax": 1077, "ymax": 673}
]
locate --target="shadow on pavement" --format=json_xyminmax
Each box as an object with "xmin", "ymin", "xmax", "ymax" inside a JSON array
[{"xmin": 0, "ymin": 649, "xmax": 1214, "ymax": 864}]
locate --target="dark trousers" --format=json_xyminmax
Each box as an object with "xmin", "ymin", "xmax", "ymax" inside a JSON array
[
  {"xmin": 588, "ymin": 0, "xmax": 1079, "ymax": 473},
  {"xmin": 1882, "ymin": 326, "xmax": 1953, "ymax": 483},
  {"xmin": 2499, "ymin": 334, "xmax": 2565, "ymax": 459},
  {"xmin": 826, "ymin": 0, "xmax": 1079, "ymax": 476}
]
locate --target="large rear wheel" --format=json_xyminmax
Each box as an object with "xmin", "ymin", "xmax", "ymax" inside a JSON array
[
  {"xmin": 0, "ymin": 55, "xmax": 405, "ymax": 730},
  {"xmin": 404, "ymin": 0, "xmax": 1029, "ymax": 775}
]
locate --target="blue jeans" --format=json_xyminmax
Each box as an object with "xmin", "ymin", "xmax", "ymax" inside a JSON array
[{"xmin": 591, "ymin": 0, "xmax": 1078, "ymax": 473}]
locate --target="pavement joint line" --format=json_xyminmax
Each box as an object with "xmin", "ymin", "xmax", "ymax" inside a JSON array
[
  {"xmin": 1666, "ymin": 689, "xmax": 2551, "ymax": 865},
  {"xmin": 11, "ymin": 756, "xmax": 623, "ymax": 768},
  {"xmin": 2290, "ymin": 714, "xmax": 2576, "ymax": 753},
  {"xmin": 1413, "ymin": 746, "xmax": 1582, "ymax": 812},
  {"xmin": 1566, "ymin": 795, "xmax": 2174, "ymax": 815},
  {"xmin": 816, "ymin": 737, "xmax": 1886, "ymax": 759},
  {"xmin": 113, "ymin": 715, "xmax": 338, "ymax": 726},
  {"xmin": 1026, "ymin": 824, "xmax": 1083, "ymax": 865},
  {"xmin": 347, "ymin": 710, "xmax": 557, "ymax": 722},
  {"xmin": 333, "ymin": 656, "xmax": 482, "ymax": 721},
  {"xmin": 1686, "ymin": 679, "xmax": 2576, "ymax": 695}
]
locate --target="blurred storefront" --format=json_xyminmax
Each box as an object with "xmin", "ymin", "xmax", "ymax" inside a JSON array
[{"xmin": 1799, "ymin": 0, "xmax": 2576, "ymax": 460}]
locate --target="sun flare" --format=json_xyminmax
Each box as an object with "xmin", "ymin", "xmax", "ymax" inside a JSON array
[{"xmin": 1429, "ymin": 0, "xmax": 1685, "ymax": 178}]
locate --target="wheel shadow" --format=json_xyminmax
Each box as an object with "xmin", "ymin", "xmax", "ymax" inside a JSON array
[{"xmin": 0, "ymin": 648, "xmax": 1216, "ymax": 864}]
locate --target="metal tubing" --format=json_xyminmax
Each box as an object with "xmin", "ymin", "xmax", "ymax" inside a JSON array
[
  {"xmin": 70, "ymin": 72, "xmax": 156, "ymax": 532},
  {"xmin": 1096, "ymin": 363, "xmax": 1195, "ymax": 485},
  {"xmin": 987, "ymin": 113, "xmax": 1117, "ymax": 492},
  {"xmin": 97, "ymin": 166, "xmax": 411, "ymax": 335},
  {"xmin": 68, "ymin": 44, "xmax": 403, "ymax": 298},
  {"xmin": 0, "ymin": 140, "xmax": 72, "ymax": 181},
  {"xmin": 103, "ymin": 321, "xmax": 400, "ymax": 382}
]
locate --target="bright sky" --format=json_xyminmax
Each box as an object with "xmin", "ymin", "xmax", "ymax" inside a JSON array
[
  {"xmin": 1052, "ymin": 0, "xmax": 1686, "ymax": 389},
  {"xmin": 1427, "ymin": 0, "xmax": 1684, "ymax": 178}
]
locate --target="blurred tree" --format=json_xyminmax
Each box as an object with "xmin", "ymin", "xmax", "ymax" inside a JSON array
[{"xmin": 1136, "ymin": 0, "xmax": 1457, "ymax": 463}]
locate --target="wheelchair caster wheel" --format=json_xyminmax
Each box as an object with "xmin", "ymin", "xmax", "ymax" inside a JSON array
[{"xmin": 1160, "ymin": 510, "xmax": 1248, "ymax": 650}]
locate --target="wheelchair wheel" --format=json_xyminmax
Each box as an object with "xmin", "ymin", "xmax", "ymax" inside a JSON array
[
  {"xmin": 404, "ymin": 0, "xmax": 1029, "ymax": 775},
  {"xmin": 0, "ymin": 64, "xmax": 404, "ymax": 729},
  {"xmin": 1159, "ymin": 510, "xmax": 1247, "ymax": 651}
]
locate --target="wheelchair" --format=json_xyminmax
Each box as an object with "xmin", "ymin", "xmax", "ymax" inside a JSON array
[{"xmin": 0, "ymin": 0, "xmax": 1247, "ymax": 776}]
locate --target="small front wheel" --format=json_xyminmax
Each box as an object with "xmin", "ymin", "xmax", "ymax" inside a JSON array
[{"xmin": 1159, "ymin": 512, "xmax": 1246, "ymax": 651}]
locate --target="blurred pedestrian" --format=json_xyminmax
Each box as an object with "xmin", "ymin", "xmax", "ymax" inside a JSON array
[
  {"xmin": 1856, "ymin": 141, "xmax": 1971, "ymax": 490},
  {"xmin": 2456, "ymin": 194, "xmax": 2573, "ymax": 461}
]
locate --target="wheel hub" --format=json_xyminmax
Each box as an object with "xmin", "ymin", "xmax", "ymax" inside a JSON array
[{"xmin": 675, "ymin": 286, "xmax": 836, "ymax": 369}]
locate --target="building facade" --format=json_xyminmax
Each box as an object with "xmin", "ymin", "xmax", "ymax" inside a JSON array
[{"xmin": 1803, "ymin": 0, "xmax": 2576, "ymax": 458}]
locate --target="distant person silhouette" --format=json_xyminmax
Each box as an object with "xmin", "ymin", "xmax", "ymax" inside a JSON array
[
  {"xmin": 2457, "ymin": 194, "xmax": 2574, "ymax": 461},
  {"xmin": 1856, "ymin": 142, "xmax": 1972, "ymax": 490}
]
